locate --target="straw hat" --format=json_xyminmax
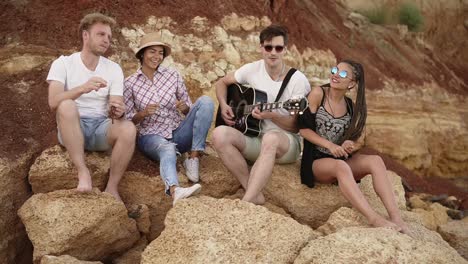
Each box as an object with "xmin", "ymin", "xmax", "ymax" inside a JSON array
[{"xmin": 135, "ymin": 32, "xmax": 171, "ymax": 58}]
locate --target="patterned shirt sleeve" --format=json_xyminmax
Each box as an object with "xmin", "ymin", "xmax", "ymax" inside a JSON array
[
  {"xmin": 175, "ymin": 71, "xmax": 192, "ymax": 107},
  {"xmin": 123, "ymin": 77, "xmax": 136, "ymax": 120}
]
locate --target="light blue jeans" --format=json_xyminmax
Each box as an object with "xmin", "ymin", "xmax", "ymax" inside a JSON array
[{"xmin": 137, "ymin": 96, "xmax": 214, "ymax": 194}]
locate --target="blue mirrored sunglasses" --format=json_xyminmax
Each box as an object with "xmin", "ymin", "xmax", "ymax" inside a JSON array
[{"xmin": 331, "ymin": 66, "xmax": 350, "ymax": 79}]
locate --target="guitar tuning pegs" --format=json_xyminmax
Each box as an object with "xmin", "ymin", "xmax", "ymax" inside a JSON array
[{"xmin": 299, "ymin": 111, "xmax": 303, "ymax": 115}]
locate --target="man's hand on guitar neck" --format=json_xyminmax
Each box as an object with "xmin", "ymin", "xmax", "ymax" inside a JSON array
[
  {"xmin": 220, "ymin": 103, "xmax": 236, "ymax": 126},
  {"xmin": 251, "ymin": 107, "xmax": 276, "ymax": 120}
]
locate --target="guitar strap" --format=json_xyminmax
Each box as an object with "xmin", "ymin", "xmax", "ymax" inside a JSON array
[{"xmin": 274, "ymin": 68, "xmax": 297, "ymax": 102}]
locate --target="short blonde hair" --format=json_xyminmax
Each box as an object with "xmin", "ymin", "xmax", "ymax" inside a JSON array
[{"xmin": 79, "ymin": 12, "xmax": 116, "ymax": 34}]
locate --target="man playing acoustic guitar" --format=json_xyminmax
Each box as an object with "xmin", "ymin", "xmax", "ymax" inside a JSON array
[{"xmin": 212, "ymin": 25, "xmax": 310, "ymax": 205}]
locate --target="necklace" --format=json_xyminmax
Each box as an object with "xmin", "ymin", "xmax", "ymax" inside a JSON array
[{"xmin": 274, "ymin": 62, "xmax": 285, "ymax": 81}]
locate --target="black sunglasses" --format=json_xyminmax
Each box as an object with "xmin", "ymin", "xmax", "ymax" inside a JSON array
[
  {"xmin": 263, "ymin": 45, "xmax": 285, "ymax": 53},
  {"xmin": 331, "ymin": 66, "xmax": 352, "ymax": 79}
]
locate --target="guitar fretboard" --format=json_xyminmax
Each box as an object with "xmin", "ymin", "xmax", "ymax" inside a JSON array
[{"xmin": 243, "ymin": 102, "xmax": 284, "ymax": 115}]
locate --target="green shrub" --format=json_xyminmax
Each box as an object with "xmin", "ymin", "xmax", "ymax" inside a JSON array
[
  {"xmin": 360, "ymin": 8, "xmax": 388, "ymax": 25},
  {"xmin": 398, "ymin": 3, "xmax": 424, "ymax": 31}
]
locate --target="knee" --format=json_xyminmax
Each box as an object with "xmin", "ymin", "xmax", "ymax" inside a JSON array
[
  {"xmin": 212, "ymin": 126, "xmax": 230, "ymax": 150},
  {"xmin": 119, "ymin": 121, "xmax": 137, "ymax": 142},
  {"xmin": 335, "ymin": 161, "xmax": 353, "ymax": 181},
  {"xmin": 260, "ymin": 132, "xmax": 281, "ymax": 152},
  {"xmin": 369, "ymin": 155, "xmax": 386, "ymax": 172},
  {"xmin": 196, "ymin": 95, "xmax": 214, "ymax": 112},
  {"xmin": 57, "ymin": 100, "xmax": 78, "ymax": 120}
]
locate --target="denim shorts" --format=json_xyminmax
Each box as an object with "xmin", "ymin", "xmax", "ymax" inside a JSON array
[
  {"xmin": 58, "ymin": 117, "xmax": 112, "ymax": 151},
  {"xmin": 241, "ymin": 130, "xmax": 301, "ymax": 164}
]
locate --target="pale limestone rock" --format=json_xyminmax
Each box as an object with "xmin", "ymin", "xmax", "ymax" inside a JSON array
[
  {"xmin": 316, "ymin": 206, "xmax": 443, "ymax": 246},
  {"xmin": 29, "ymin": 145, "xmax": 110, "ymax": 193},
  {"xmin": 365, "ymin": 81, "xmax": 468, "ymax": 178},
  {"xmin": 260, "ymin": 16, "xmax": 272, "ymax": 27},
  {"xmin": 264, "ymin": 162, "xmax": 350, "ymax": 228},
  {"xmin": 214, "ymin": 58, "xmax": 228, "ymax": 70},
  {"xmin": 112, "ymin": 237, "xmax": 148, "ymax": 264},
  {"xmin": 438, "ymin": 220, "xmax": 468, "ymax": 259},
  {"xmin": 119, "ymin": 156, "xmax": 240, "ymax": 240},
  {"xmin": 40, "ymin": 255, "xmax": 102, "ymax": 264},
  {"xmin": 358, "ymin": 172, "xmax": 407, "ymax": 214},
  {"xmin": 348, "ymin": 12, "xmax": 369, "ymax": 27},
  {"xmin": 412, "ymin": 203, "xmax": 449, "ymax": 230},
  {"xmin": 141, "ymin": 196, "xmax": 317, "ymax": 264},
  {"xmin": 221, "ymin": 13, "xmax": 241, "ymax": 31},
  {"xmin": 0, "ymin": 145, "xmax": 39, "ymax": 263},
  {"xmin": 225, "ymin": 188, "xmax": 291, "ymax": 218},
  {"xmin": 222, "ymin": 42, "xmax": 241, "ymax": 65},
  {"xmin": 18, "ymin": 189, "xmax": 140, "ymax": 262},
  {"xmin": 239, "ymin": 16, "xmax": 258, "ymax": 31},
  {"xmin": 295, "ymin": 227, "xmax": 466, "ymax": 264},
  {"xmin": 0, "ymin": 53, "xmax": 55, "ymax": 74},
  {"xmin": 409, "ymin": 195, "xmax": 430, "ymax": 210},
  {"xmin": 191, "ymin": 16, "xmax": 209, "ymax": 32}
]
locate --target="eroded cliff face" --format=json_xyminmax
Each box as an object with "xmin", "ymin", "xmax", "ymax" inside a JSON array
[{"xmin": 0, "ymin": 0, "xmax": 467, "ymax": 262}]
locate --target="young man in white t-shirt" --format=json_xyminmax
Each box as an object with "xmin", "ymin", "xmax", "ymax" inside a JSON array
[
  {"xmin": 46, "ymin": 13, "xmax": 136, "ymax": 201},
  {"xmin": 213, "ymin": 25, "xmax": 311, "ymax": 205}
]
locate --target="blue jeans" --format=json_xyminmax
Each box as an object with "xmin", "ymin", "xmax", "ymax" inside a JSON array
[{"xmin": 137, "ymin": 96, "xmax": 214, "ymax": 194}]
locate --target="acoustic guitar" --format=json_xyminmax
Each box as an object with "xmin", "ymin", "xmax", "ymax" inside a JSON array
[{"xmin": 215, "ymin": 83, "xmax": 308, "ymax": 137}]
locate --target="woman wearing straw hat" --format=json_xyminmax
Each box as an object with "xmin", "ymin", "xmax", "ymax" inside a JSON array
[{"xmin": 124, "ymin": 32, "xmax": 214, "ymax": 205}]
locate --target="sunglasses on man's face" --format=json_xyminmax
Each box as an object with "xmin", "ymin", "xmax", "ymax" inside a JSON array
[
  {"xmin": 331, "ymin": 66, "xmax": 351, "ymax": 79},
  {"xmin": 263, "ymin": 45, "xmax": 285, "ymax": 53}
]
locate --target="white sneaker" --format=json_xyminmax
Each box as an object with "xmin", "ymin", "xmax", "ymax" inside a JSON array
[
  {"xmin": 173, "ymin": 184, "xmax": 202, "ymax": 205},
  {"xmin": 184, "ymin": 157, "xmax": 200, "ymax": 182}
]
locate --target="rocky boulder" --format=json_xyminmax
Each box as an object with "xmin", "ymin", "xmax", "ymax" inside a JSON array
[
  {"xmin": 141, "ymin": 196, "xmax": 318, "ymax": 263},
  {"xmin": 264, "ymin": 162, "xmax": 349, "ymax": 228},
  {"xmin": 119, "ymin": 155, "xmax": 240, "ymax": 240},
  {"xmin": 0, "ymin": 145, "xmax": 39, "ymax": 264},
  {"xmin": 40, "ymin": 255, "xmax": 102, "ymax": 264},
  {"xmin": 438, "ymin": 220, "xmax": 468, "ymax": 259},
  {"xmin": 294, "ymin": 226, "xmax": 466, "ymax": 264},
  {"xmin": 18, "ymin": 189, "xmax": 140, "ymax": 263},
  {"xmin": 28, "ymin": 145, "xmax": 110, "ymax": 193}
]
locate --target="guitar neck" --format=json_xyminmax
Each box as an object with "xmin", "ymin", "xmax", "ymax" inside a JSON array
[{"xmin": 243, "ymin": 101, "xmax": 285, "ymax": 115}]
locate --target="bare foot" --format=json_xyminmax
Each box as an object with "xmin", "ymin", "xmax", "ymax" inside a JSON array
[
  {"xmin": 244, "ymin": 193, "xmax": 265, "ymax": 205},
  {"xmin": 76, "ymin": 169, "xmax": 92, "ymax": 192},
  {"xmin": 104, "ymin": 187, "xmax": 123, "ymax": 202},
  {"xmin": 369, "ymin": 215, "xmax": 402, "ymax": 232},
  {"xmin": 391, "ymin": 218, "xmax": 411, "ymax": 235}
]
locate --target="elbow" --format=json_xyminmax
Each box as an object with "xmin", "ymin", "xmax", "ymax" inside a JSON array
[{"xmin": 48, "ymin": 100, "xmax": 58, "ymax": 111}]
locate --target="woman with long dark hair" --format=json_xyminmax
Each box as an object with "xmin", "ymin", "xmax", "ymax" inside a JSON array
[{"xmin": 299, "ymin": 60, "xmax": 409, "ymax": 234}]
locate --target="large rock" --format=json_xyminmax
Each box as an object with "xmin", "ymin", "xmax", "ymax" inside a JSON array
[
  {"xmin": 0, "ymin": 145, "xmax": 39, "ymax": 264},
  {"xmin": 412, "ymin": 202, "xmax": 450, "ymax": 230},
  {"xmin": 358, "ymin": 171, "xmax": 407, "ymax": 212},
  {"xmin": 40, "ymin": 255, "xmax": 102, "ymax": 264},
  {"xmin": 112, "ymin": 237, "xmax": 148, "ymax": 264},
  {"xmin": 141, "ymin": 196, "xmax": 317, "ymax": 264},
  {"xmin": 18, "ymin": 189, "xmax": 140, "ymax": 263},
  {"xmin": 264, "ymin": 162, "xmax": 349, "ymax": 228},
  {"xmin": 120, "ymin": 155, "xmax": 240, "ymax": 240},
  {"xmin": 294, "ymin": 226, "xmax": 466, "ymax": 264},
  {"xmin": 29, "ymin": 145, "xmax": 110, "ymax": 193},
  {"xmin": 438, "ymin": 220, "xmax": 468, "ymax": 259}
]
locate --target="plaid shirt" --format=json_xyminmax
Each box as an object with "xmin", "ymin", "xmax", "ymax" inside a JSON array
[{"xmin": 124, "ymin": 66, "xmax": 192, "ymax": 138}]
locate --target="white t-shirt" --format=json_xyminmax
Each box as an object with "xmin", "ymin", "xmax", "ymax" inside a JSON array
[
  {"xmin": 47, "ymin": 52, "xmax": 124, "ymax": 118},
  {"xmin": 234, "ymin": 59, "xmax": 311, "ymax": 132}
]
